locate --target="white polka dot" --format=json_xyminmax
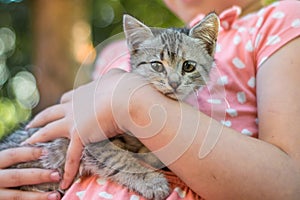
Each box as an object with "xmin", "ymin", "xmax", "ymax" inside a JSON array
[
  {"xmin": 76, "ymin": 191, "xmax": 86, "ymax": 200},
  {"xmin": 245, "ymin": 40, "xmax": 253, "ymax": 52},
  {"xmin": 242, "ymin": 14, "xmax": 252, "ymax": 21},
  {"xmin": 221, "ymin": 120, "xmax": 232, "ymax": 127},
  {"xmin": 249, "ymin": 27, "xmax": 256, "ymax": 35},
  {"xmin": 266, "ymin": 35, "xmax": 281, "ymax": 46},
  {"xmin": 174, "ymin": 187, "xmax": 186, "ymax": 198},
  {"xmin": 232, "ymin": 24, "xmax": 239, "ymax": 30},
  {"xmin": 207, "ymin": 99, "xmax": 222, "ymax": 104},
  {"xmin": 255, "ymin": 118, "xmax": 259, "ymax": 125},
  {"xmin": 237, "ymin": 92, "xmax": 246, "ymax": 104},
  {"xmin": 221, "ymin": 21, "xmax": 229, "ymax": 29},
  {"xmin": 130, "ymin": 195, "xmax": 140, "ymax": 200},
  {"xmin": 238, "ymin": 27, "xmax": 246, "ymax": 33},
  {"xmin": 232, "ymin": 57, "xmax": 245, "ymax": 69},
  {"xmin": 216, "ymin": 43, "xmax": 222, "ymax": 53},
  {"xmin": 98, "ymin": 191, "xmax": 114, "ymax": 199},
  {"xmin": 291, "ymin": 19, "xmax": 300, "ymax": 28},
  {"xmin": 272, "ymin": 11, "xmax": 285, "ymax": 19},
  {"xmin": 241, "ymin": 129, "xmax": 253, "ymax": 136},
  {"xmin": 217, "ymin": 76, "xmax": 228, "ymax": 86},
  {"xmin": 97, "ymin": 177, "xmax": 107, "ymax": 185},
  {"xmin": 256, "ymin": 17, "xmax": 264, "ymax": 28},
  {"xmin": 271, "ymin": 2, "xmax": 280, "ymax": 7},
  {"xmin": 247, "ymin": 77, "xmax": 256, "ymax": 88},
  {"xmin": 254, "ymin": 33, "xmax": 262, "ymax": 48},
  {"xmin": 233, "ymin": 35, "xmax": 241, "ymax": 45},
  {"xmin": 257, "ymin": 8, "xmax": 266, "ymax": 16},
  {"xmin": 226, "ymin": 108, "xmax": 238, "ymax": 117}
]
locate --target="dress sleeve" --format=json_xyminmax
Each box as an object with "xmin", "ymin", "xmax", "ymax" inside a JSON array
[{"xmin": 253, "ymin": 1, "xmax": 300, "ymax": 68}]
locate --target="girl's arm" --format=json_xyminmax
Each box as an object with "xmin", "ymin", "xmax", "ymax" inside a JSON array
[{"xmin": 123, "ymin": 37, "xmax": 300, "ymax": 199}]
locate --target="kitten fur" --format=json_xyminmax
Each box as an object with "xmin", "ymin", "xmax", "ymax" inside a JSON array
[{"xmin": 0, "ymin": 13, "xmax": 219, "ymax": 200}]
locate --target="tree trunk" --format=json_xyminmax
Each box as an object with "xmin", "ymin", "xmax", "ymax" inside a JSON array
[{"xmin": 30, "ymin": 0, "xmax": 90, "ymax": 114}]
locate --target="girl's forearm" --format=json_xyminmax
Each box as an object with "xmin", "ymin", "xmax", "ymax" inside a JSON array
[{"xmin": 120, "ymin": 83, "xmax": 299, "ymax": 200}]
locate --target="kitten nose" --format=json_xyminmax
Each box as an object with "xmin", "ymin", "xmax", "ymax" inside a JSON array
[
  {"xmin": 168, "ymin": 73, "xmax": 181, "ymax": 90},
  {"xmin": 169, "ymin": 81, "xmax": 180, "ymax": 90}
]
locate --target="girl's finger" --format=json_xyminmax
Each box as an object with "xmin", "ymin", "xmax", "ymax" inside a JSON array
[
  {"xmin": 0, "ymin": 168, "xmax": 61, "ymax": 188},
  {"xmin": 0, "ymin": 189, "xmax": 61, "ymax": 200},
  {"xmin": 60, "ymin": 90, "xmax": 74, "ymax": 103},
  {"xmin": 23, "ymin": 119, "xmax": 69, "ymax": 144},
  {"xmin": 26, "ymin": 104, "xmax": 65, "ymax": 129},
  {"xmin": 60, "ymin": 131, "xmax": 83, "ymax": 190},
  {"xmin": 0, "ymin": 147, "xmax": 41, "ymax": 168}
]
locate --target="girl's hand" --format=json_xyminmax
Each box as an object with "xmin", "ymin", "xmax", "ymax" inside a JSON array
[
  {"xmin": 0, "ymin": 147, "xmax": 61, "ymax": 200},
  {"xmin": 24, "ymin": 68, "xmax": 147, "ymax": 189}
]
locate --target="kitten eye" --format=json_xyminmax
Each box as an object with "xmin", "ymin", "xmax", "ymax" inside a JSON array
[
  {"xmin": 182, "ymin": 60, "xmax": 197, "ymax": 73},
  {"xmin": 150, "ymin": 61, "xmax": 165, "ymax": 72}
]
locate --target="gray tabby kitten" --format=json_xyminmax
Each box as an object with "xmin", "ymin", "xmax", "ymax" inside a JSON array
[{"xmin": 0, "ymin": 13, "xmax": 219, "ymax": 200}]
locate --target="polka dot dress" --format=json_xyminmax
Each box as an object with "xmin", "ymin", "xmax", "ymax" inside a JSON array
[{"xmin": 187, "ymin": 1, "xmax": 300, "ymax": 138}]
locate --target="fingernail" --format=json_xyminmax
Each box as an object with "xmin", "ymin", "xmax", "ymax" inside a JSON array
[
  {"xmin": 60, "ymin": 181, "xmax": 65, "ymax": 190},
  {"xmin": 48, "ymin": 192, "xmax": 60, "ymax": 200},
  {"xmin": 50, "ymin": 171, "xmax": 61, "ymax": 181},
  {"xmin": 60, "ymin": 180, "xmax": 68, "ymax": 190}
]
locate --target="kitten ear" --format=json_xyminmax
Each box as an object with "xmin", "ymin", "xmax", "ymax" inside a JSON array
[
  {"xmin": 189, "ymin": 12, "xmax": 220, "ymax": 56},
  {"xmin": 123, "ymin": 14, "xmax": 154, "ymax": 51}
]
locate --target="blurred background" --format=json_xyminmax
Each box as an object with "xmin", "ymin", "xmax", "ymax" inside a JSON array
[
  {"xmin": 0, "ymin": 0, "xmax": 182, "ymax": 138},
  {"xmin": 0, "ymin": 0, "xmax": 275, "ymax": 139}
]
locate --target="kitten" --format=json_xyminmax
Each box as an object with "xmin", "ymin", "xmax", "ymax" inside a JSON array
[{"xmin": 0, "ymin": 13, "xmax": 219, "ymax": 200}]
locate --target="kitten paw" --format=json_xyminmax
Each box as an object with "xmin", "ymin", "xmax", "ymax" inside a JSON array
[{"xmin": 134, "ymin": 172, "xmax": 170, "ymax": 200}]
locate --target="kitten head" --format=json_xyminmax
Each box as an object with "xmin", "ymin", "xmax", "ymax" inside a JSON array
[{"xmin": 123, "ymin": 13, "xmax": 219, "ymax": 100}]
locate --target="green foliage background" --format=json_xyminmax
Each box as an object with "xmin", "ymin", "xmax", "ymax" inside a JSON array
[
  {"xmin": 91, "ymin": 0, "xmax": 183, "ymax": 44},
  {"xmin": 0, "ymin": 2, "xmax": 31, "ymax": 137}
]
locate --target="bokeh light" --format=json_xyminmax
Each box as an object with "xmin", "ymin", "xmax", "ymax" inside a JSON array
[
  {"xmin": 10, "ymin": 71, "xmax": 40, "ymax": 109},
  {"xmin": 0, "ymin": 59, "xmax": 9, "ymax": 87},
  {"xmin": 0, "ymin": 38, "xmax": 5, "ymax": 55},
  {"xmin": 0, "ymin": 27, "xmax": 16, "ymax": 55},
  {"xmin": 0, "ymin": 0, "xmax": 23, "ymax": 3},
  {"xmin": 0, "ymin": 97, "xmax": 16, "ymax": 125},
  {"xmin": 94, "ymin": 2, "xmax": 115, "ymax": 28},
  {"xmin": 0, "ymin": 27, "xmax": 15, "ymax": 88},
  {"xmin": 72, "ymin": 20, "xmax": 96, "ymax": 64},
  {"xmin": 0, "ymin": 97, "xmax": 30, "ymax": 139}
]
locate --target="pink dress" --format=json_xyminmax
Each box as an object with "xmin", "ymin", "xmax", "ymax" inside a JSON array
[{"xmin": 64, "ymin": 1, "xmax": 300, "ymax": 199}]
